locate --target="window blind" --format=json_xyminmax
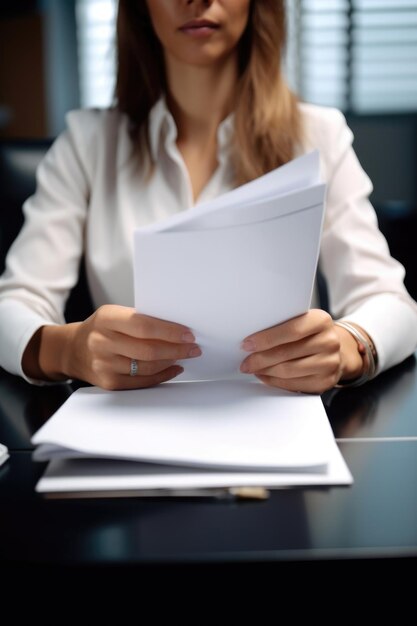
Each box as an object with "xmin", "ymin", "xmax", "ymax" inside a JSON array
[
  {"xmin": 287, "ymin": 0, "xmax": 417, "ymax": 113},
  {"xmin": 75, "ymin": 0, "xmax": 117, "ymax": 108}
]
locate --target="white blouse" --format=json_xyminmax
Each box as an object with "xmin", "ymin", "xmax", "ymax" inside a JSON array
[{"xmin": 0, "ymin": 97, "xmax": 416, "ymax": 382}]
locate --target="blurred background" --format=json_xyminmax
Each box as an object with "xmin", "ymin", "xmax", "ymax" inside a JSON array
[{"xmin": 0, "ymin": 0, "xmax": 416, "ymax": 297}]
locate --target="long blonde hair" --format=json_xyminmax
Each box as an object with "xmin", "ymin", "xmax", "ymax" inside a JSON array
[{"xmin": 116, "ymin": 0, "xmax": 302, "ymax": 185}]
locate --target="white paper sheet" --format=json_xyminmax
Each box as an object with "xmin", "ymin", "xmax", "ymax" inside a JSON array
[
  {"xmin": 32, "ymin": 381, "xmax": 334, "ymax": 471},
  {"xmin": 164, "ymin": 184, "xmax": 326, "ymax": 231},
  {"xmin": 142, "ymin": 150, "xmax": 321, "ymax": 233},
  {"xmin": 32, "ymin": 381, "xmax": 353, "ymax": 494},
  {"xmin": 35, "ymin": 441, "xmax": 352, "ymax": 496},
  {"xmin": 135, "ymin": 202, "xmax": 324, "ymax": 381},
  {"xmin": 0, "ymin": 442, "xmax": 9, "ymax": 467}
]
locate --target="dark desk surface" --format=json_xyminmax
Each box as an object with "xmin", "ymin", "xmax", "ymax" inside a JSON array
[{"xmin": 1, "ymin": 354, "xmax": 417, "ymax": 596}]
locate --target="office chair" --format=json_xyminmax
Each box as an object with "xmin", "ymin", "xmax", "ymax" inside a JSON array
[{"xmin": 0, "ymin": 138, "xmax": 94, "ymax": 322}]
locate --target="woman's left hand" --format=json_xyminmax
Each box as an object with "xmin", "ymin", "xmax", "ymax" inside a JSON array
[{"xmin": 240, "ymin": 309, "xmax": 364, "ymax": 394}]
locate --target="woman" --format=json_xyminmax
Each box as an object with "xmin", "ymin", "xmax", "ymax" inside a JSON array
[{"xmin": 0, "ymin": 0, "xmax": 416, "ymax": 393}]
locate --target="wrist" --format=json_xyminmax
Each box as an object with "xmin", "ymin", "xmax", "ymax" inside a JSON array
[
  {"xmin": 58, "ymin": 322, "xmax": 81, "ymax": 380},
  {"xmin": 334, "ymin": 320, "xmax": 378, "ymax": 387},
  {"xmin": 36, "ymin": 325, "xmax": 69, "ymax": 381},
  {"xmin": 36, "ymin": 323, "xmax": 81, "ymax": 381},
  {"xmin": 334, "ymin": 324, "xmax": 364, "ymax": 381}
]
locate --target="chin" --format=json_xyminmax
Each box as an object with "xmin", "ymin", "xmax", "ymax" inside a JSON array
[{"xmin": 174, "ymin": 48, "xmax": 235, "ymax": 68}]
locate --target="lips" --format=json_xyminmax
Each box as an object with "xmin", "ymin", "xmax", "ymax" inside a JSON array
[{"xmin": 179, "ymin": 19, "xmax": 220, "ymax": 32}]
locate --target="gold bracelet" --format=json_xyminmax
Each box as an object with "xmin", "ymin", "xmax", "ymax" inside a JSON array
[{"xmin": 334, "ymin": 320, "xmax": 377, "ymax": 387}]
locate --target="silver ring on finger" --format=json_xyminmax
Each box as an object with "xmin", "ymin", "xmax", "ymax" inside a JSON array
[{"xmin": 130, "ymin": 359, "xmax": 138, "ymax": 377}]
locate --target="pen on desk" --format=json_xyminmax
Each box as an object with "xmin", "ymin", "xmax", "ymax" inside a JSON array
[
  {"xmin": 227, "ymin": 487, "xmax": 270, "ymax": 500},
  {"xmin": 170, "ymin": 487, "xmax": 270, "ymax": 500}
]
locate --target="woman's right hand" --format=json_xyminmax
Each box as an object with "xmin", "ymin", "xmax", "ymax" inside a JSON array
[{"xmin": 24, "ymin": 305, "xmax": 201, "ymax": 389}]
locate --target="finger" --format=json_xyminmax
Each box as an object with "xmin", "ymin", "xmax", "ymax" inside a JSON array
[
  {"xmin": 256, "ymin": 372, "xmax": 339, "ymax": 395},
  {"xmin": 241, "ymin": 332, "xmax": 340, "ymax": 374},
  {"xmin": 242, "ymin": 310, "xmax": 333, "ymax": 353},
  {"xmin": 123, "ymin": 365, "xmax": 185, "ymax": 389},
  {"xmin": 99, "ymin": 365, "xmax": 184, "ymax": 391},
  {"xmin": 111, "ymin": 356, "xmax": 177, "ymax": 377},
  {"xmin": 104, "ymin": 330, "xmax": 201, "ymax": 362},
  {"xmin": 96, "ymin": 307, "xmax": 196, "ymax": 345},
  {"xmin": 252, "ymin": 353, "xmax": 341, "ymax": 380},
  {"xmin": 128, "ymin": 338, "xmax": 201, "ymax": 362}
]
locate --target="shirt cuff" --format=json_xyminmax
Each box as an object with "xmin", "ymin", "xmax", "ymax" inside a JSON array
[{"xmin": 0, "ymin": 299, "xmax": 68, "ymax": 386}]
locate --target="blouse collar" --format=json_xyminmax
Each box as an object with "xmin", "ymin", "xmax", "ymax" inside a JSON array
[{"xmin": 148, "ymin": 95, "xmax": 234, "ymax": 163}]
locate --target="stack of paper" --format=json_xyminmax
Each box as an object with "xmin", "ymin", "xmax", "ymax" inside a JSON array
[
  {"xmin": 32, "ymin": 380, "xmax": 352, "ymax": 496},
  {"xmin": 31, "ymin": 151, "xmax": 353, "ymax": 496}
]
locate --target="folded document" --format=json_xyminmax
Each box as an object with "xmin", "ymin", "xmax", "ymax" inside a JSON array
[{"xmin": 134, "ymin": 151, "xmax": 326, "ymax": 381}]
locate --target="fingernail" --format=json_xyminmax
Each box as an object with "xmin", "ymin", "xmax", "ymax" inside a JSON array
[
  {"xmin": 240, "ymin": 361, "xmax": 250, "ymax": 373},
  {"xmin": 242, "ymin": 339, "xmax": 256, "ymax": 352},
  {"xmin": 182, "ymin": 331, "xmax": 196, "ymax": 343},
  {"xmin": 189, "ymin": 346, "xmax": 202, "ymax": 358}
]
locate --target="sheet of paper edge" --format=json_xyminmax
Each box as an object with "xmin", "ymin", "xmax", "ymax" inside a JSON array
[
  {"xmin": 35, "ymin": 441, "xmax": 353, "ymax": 496},
  {"xmin": 0, "ymin": 443, "xmax": 9, "ymax": 467}
]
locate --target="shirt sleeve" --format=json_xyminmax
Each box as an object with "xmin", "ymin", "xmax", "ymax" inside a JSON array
[
  {"xmin": 317, "ymin": 108, "xmax": 417, "ymax": 374},
  {"xmin": 0, "ymin": 110, "xmax": 95, "ymax": 383}
]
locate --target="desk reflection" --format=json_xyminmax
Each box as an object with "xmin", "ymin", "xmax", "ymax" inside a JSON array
[
  {"xmin": 323, "ymin": 354, "xmax": 417, "ymax": 439},
  {"xmin": 76, "ymin": 492, "xmax": 312, "ymax": 563},
  {"xmin": 0, "ymin": 368, "xmax": 73, "ymax": 449}
]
